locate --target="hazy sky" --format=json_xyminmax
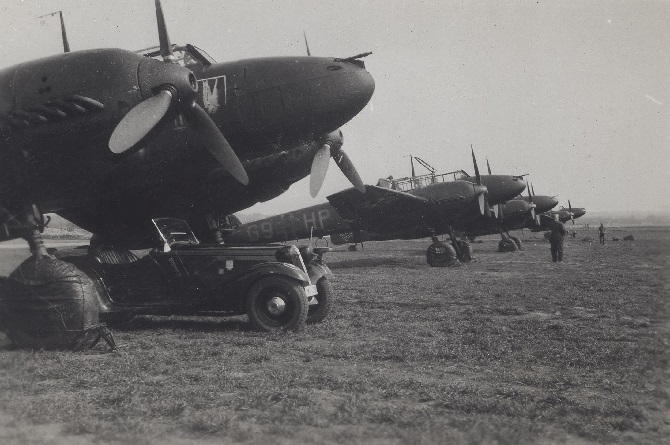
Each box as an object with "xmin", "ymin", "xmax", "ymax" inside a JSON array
[{"xmin": 1, "ymin": 1, "xmax": 668, "ymax": 215}]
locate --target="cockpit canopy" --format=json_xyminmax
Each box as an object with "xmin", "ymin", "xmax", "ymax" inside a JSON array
[
  {"xmin": 136, "ymin": 43, "xmax": 216, "ymax": 67},
  {"xmin": 376, "ymin": 170, "xmax": 470, "ymax": 191}
]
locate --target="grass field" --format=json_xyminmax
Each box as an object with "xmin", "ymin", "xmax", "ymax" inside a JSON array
[{"xmin": 0, "ymin": 227, "xmax": 668, "ymax": 444}]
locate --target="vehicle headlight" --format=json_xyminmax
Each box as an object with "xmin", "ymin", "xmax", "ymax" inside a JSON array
[{"xmin": 275, "ymin": 245, "xmax": 300, "ymax": 264}]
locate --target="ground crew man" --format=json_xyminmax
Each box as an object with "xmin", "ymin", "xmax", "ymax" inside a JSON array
[
  {"xmin": 549, "ymin": 217, "xmax": 567, "ymax": 262},
  {"xmin": 426, "ymin": 236, "xmax": 461, "ymax": 267},
  {"xmin": 598, "ymin": 223, "xmax": 606, "ymax": 244}
]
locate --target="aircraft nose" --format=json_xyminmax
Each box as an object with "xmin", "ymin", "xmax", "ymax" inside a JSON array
[
  {"xmin": 308, "ymin": 63, "xmax": 375, "ymax": 133},
  {"xmin": 485, "ymin": 176, "xmax": 526, "ymax": 205}
]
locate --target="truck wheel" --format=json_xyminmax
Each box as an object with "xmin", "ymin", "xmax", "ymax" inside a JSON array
[
  {"xmin": 246, "ymin": 276, "xmax": 308, "ymax": 331},
  {"xmin": 307, "ymin": 277, "xmax": 332, "ymax": 324}
]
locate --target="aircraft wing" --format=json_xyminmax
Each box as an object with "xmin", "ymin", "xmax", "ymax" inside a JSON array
[{"xmin": 326, "ymin": 185, "xmax": 431, "ymax": 232}]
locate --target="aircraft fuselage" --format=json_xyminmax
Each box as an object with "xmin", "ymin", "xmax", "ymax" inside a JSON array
[{"xmin": 0, "ymin": 48, "xmax": 374, "ymax": 246}]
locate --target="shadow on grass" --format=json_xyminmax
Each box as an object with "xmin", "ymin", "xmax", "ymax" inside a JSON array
[
  {"xmin": 329, "ymin": 256, "xmax": 424, "ymax": 269},
  {"xmin": 110, "ymin": 315, "xmax": 252, "ymax": 333}
]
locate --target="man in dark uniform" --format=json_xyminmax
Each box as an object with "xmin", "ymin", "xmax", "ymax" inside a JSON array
[
  {"xmin": 549, "ymin": 217, "xmax": 567, "ymax": 262},
  {"xmin": 426, "ymin": 236, "xmax": 461, "ymax": 267},
  {"xmin": 598, "ymin": 223, "xmax": 606, "ymax": 244}
]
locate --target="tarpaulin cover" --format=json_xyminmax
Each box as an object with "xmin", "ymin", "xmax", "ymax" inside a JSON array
[{"xmin": 0, "ymin": 258, "xmax": 100, "ymax": 350}]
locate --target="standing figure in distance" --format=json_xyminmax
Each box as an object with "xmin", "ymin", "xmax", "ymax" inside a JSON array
[
  {"xmin": 598, "ymin": 223, "xmax": 606, "ymax": 244},
  {"xmin": 549, "ymin": 216, "xmax": 567, "ymax": 262}
]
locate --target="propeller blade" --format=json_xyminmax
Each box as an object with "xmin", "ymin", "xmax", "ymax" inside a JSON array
[
  {"xmin": 486, "ymin": 157, "xmax": 492, "ymax": 175},
  {"xmin": 531, "ymin": 183, "xmax": 535, "ymax": 196},
  {"xmin": 155, "ymin": 0, "xmax": 174, "ymax": 62},
  {"xmin": 492, "ymin": 204, "xmax": 499, "ymax": 219},
  {"xmin": 310, "ymin": 144, "xmax": 331, "ymax": 197},
  {"xmin": 528, "ymin": 183, "xmax": 532, "ymax": 202},
  {"xmin": 334, "ymin": 150, "xmax": 365, "ymax": 193},
  {"xmin": 471, "ymin": 145, "xmax": 481, "ymax": 185},
  {"xmin": 478, "ymin": 193, "xmax": 486, "ymax": 216},
  {"xmin": 109, "ymin": 89, "xmax": 173, "ymax": 154},
  {"xmin": 531, "ymin": 207, "xmax": 536, "ymax": 221},
  {"xmin": 568, "ymin": 199, "xmax": 575, "ymax": 224},
  {"xmin": 184, "ymin": 103, "xmax": 249, "ymax": 185}
]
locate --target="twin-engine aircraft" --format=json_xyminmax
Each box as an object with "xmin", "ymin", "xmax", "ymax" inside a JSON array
[
  {"xmin": 0, "ymin": 1, "xmax": 375, "ymax": 255},
  {"xmin": 224, "ymin": 151, "xmax": 526, "ymax": 256}
]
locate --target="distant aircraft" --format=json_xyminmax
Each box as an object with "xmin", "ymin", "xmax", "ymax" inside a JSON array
[
  {"xmin": 451, "ymin": 199, "xmax": 537, "ymax": 252},
  {"xmin": 225, "ymin": 152, "xmax": 526, "ymax": 260},
  {"xmin": 0, "ymin": 0, "xmax": 375, "ymax": 257},
  {"xmin": 514, "ymin": 183, "xmax": 559, "ymax": 214},
  {"xmin": 530, "ymin": 201, "xmax": 586, "ymax": 231}
]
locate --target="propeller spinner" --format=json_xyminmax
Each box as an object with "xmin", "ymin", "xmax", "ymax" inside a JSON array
[
  {"xmin": 108, "ymin": 0, "xmax": 249, "ymax": 185},
  {"xmin": 310, "ymin": 130, "xmax": 365, "ymax": 197}
]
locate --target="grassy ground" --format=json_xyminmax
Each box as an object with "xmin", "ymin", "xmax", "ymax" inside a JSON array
[{"xmin": 0, "ymin": 227, "xmax": 668, "ymax": 444}]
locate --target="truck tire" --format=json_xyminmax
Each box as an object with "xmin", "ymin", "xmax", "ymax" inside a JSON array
[
  {"xmin": 306, "ymin": 277, "xmax": 332, "ymax": 324},
  {"xmin": 246, "ymin": 276, "xmax": 308, "ymax": 331}
]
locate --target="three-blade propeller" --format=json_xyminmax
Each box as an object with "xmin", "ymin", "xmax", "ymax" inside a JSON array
[
  {"xmin": 310, "ymin": 130, "xmax": 365, "ymax": 197},
  {"xmin": 108, "ymin": 0, "xmax": 249, "ymax": 186}
]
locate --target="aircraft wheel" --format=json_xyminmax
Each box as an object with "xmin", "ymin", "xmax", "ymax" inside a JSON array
[
  {"xmin": 509, "ymin": 236, "xmax": 524, "ymax": 251},
  {"xmin": 498, "ymin": 238, "xmax": 518, "ymax": 253},
  {"xmin": 348, "ymin": 244, "xmax": 358, "ymax": 252},
  {"xmin": 454, "ymin": 240, "xmax": 474, "ymax": 263},
  {"xmin": 246, "ymin": 276, "xmax": 308, "ymax": 332},
  {"xmin": 426, "ymin": 242, "xmax": 458, "ymax": 267},
  {"xmin": 306, "ymin": 277, "xmax": 332, "ymax": 324},
  {"xmin": 2, "ymin": 258, "xmax": 101, "ymax": 350}
]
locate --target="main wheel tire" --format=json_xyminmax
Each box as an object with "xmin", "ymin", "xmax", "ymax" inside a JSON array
[
  {"xmin": 2, "ymin": 258, "xmax": 100, "ymax": 350},
  {"xmin": 246, "ymin": 276, "xmax": 308, "ymax": 332},
  {"xmin": 453, "ymin": 240, "xmax": 473, "ymax": 263},
  {"xmin": 426, "ymin": 243, "xmax": 457, "ymax": 267},
  {"xmin": 498, "ymin": 238, "xmax": 518, "ymax": 252},
  {"xmin": 509, "ymin": 236, "xmax": 524, "ymax": 251},
  {"xmin": 306, "ymin": 277, "xmax": 332, "ymax": 324}
]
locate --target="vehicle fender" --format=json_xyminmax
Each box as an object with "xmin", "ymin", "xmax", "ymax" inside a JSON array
[
  {"xmin": 233, "ymin": 262, "xmax": 311, "ymax": 289},
  {"xmin": 307, "ymin": 261, "xmax": 333, "ymax": 283}
]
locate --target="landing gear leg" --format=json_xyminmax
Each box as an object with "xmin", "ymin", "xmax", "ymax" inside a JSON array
[
  {"xmin": 507, "ymin": 231, "xmax": 523, "ymax": 251},
  {"xmin": 426, "ymin": 228, "xmax": 460, "ymax": 267},
  {"xmin": 446, "ymin": 228, "xmax": 473, "ymax": 262},
  {"xmin": 22, "ymin": 205, "xmax": 51, "ymax": 259},
  {"xmin": 446, "ymin": 227, "xmax": 462, "ymax": 259},
  {"xmin": 498, "ymin": 231, "xmax": 518, "ymax": 252}
]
